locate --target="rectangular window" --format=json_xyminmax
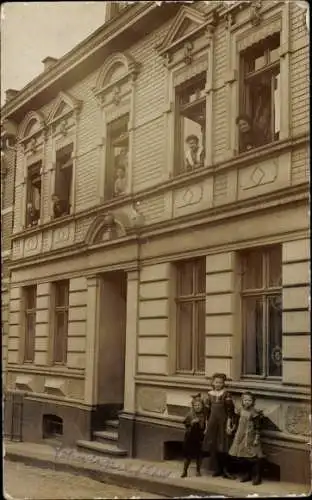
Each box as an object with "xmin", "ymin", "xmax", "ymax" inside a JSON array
[
  {"xmin": 175, "ymin": 73, "xmax": 206, "ymax": 175},
  {"xmin": 53, "ymin": 144, "xmax": 73, "ymax": 218},
  {"xmin": 24, "ymin": 285, "xmax": 37, "ymax": 362},
  {"xmin": 53, "ymin": 280, "xmax": 69, "ymax": 364},
  {"xmin": 106, "ymin": 114, "xmax": 129, "ymax": 200},
  {"xmin": 241, "ymin": 245, "xmax": 282, "ymax": 378},
  {"xmin": 175, "ymin": 258, "xmax": 206, "ymax": 374},
  {"xmin": 26, "ymin": 162, "xmax": 41, "ymax": 227},
  {"xmin": 238, "ymin": 33, "xmax": 280, "ymax": 153}
]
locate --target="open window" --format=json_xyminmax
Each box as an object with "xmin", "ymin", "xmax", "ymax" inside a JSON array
[
  {"xmin": 175, "ymin": 73, "xmax": 206, "ymax": 175},
  {"xmin": 26, "ymin": 162, "xmax": 41, "ymax": 227},
  {"xmin": 238, "ymin": 33, "xmax": 280, "ymax": 153},
  {"xmin": 106, "ymin": 114, "xmax": 129, "ymax": 200},
  {"xmin": 53, "ymin": 143, "xmax": 73, "ymax": 218}
]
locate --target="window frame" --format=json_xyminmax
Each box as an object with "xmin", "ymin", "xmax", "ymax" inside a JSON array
[
  {"xmin": 105, "ymin": 113, "xmax": 129, "ymax": 200},
  {"xmin": 239, "ymin": 33, "xmax": 281, "ymax": 153},
  {"xmin": 174, "ymin": 73, "xmax": 207, "ymax": 176},
  {"xmin": 23, "ymin": 285, "xmax": 37, "ymax": 363},
  {"xmin": 175, "ymin": 258, "xmax": 206, "ymax": 375},
  {"xmin": 240, "ymin": 245, "xmax": 282, "ymax": 380},
  {"xmin": 25, "ymin": 161, "xmax": 42, "ymax": 227},
  {"xmin": 53, "ymin": 143, "xmax": 74, "ymax": 218},
  {"xmin": 52, "ymin": 280, "xmax": 69, "ymax": 365}
]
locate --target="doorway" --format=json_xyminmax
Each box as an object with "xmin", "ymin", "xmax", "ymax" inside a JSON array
[{"xmin": 96, "ymin": 271, "xmax": 127, "ymax": 414}]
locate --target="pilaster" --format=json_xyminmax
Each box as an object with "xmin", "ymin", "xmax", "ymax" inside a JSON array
[
  {"xmin": 205, "ymin": 251, "xmax": 238, "ymax": 379},
  {"xmin": 123, "ymin": 269, "xmax": 140, "ymax": 413},
  {"xmin": 84, "ymin": 275, "xmax": 101, "ymax": 405}
]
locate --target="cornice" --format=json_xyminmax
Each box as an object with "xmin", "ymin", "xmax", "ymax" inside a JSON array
[
  {"xmin": 142, "ymin": 184, "xmax": 308, "ymax": 241},
  {"xmin": 1, "ymin": 2, "xmax": 155, "ymax": 120},
  {"xmin": 9, "ymin": 183, "xmax": 308, "ymax": 271},
  {"xmin": 10, "ymin": 133, "xmax": 309, "ymax": 243},
  {"xmin": 135, "ymin": 374, "xmax": 310, "ymax": 401}
]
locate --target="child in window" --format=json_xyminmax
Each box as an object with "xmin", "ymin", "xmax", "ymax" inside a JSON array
[
  {"xmin": 181, "ymin": 393, "xmax": 207, "ymax": 478},
  {"xmin": 228, "ymin": 392, "xmax": 263, "ymax": 485},
  {"xmin": 203, "ymin": 373, "xmax": 235, "ymax": 479}
]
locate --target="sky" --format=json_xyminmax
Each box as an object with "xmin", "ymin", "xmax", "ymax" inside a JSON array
[{"xmin": 0, "ymin": 2, "xmax": 107, "ymax": 105}]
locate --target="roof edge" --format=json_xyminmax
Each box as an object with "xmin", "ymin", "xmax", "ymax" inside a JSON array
[{"xmin": 1, "ymin": 2, "xmax": 153, "ymax": 119}]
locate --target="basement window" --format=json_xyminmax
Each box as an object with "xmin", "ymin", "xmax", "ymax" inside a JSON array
[{"xmin": 42, "ymin": 414, "xmax": 63, "ymax": 438}]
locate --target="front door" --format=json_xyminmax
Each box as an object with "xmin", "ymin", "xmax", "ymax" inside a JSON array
[{"xmin": 96, "ymin": 271, "xmax": 127, "ymax": 409}]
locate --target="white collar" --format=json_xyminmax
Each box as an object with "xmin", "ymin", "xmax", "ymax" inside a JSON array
[
  {"xmin": 210, "ymin": 388, "xmax": 225, "ymax": 396},
  {"xmin": 186, "ymin": 147, "xmax": 203, "ymax": 166}
]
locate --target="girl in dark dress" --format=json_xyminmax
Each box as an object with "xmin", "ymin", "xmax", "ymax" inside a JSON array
[
  {"xmin": 229, "ymin": 392, "xmax": 264, "ymax": 485},
  {"xmin": 203, "ymin": 373, "xmax": 235, "ymax": 478},
  {"xmin": 181, "ymin": 393, "xmax": 207, "ymax": 478}
]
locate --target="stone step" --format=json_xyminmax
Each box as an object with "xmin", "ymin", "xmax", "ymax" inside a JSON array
[
  {"xmin": 105, "ymin": 419, "xmax": 119, "ymax": 430},
  {"xmin": 76, "ymin": 439, "xmax": 127, "ymax": 457},
  {"xmin": 93, "ymin": 430, "xmax": 118, "ymax": 444}
]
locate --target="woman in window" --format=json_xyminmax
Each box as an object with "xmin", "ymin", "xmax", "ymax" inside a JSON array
[{"xmin": 236, "ymin": 115, "xmax": 254, "ymax": 152}]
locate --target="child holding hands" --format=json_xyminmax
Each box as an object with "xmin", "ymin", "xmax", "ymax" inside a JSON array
[{"xmin": 228, "ymin": 391, "xmax": 263, "ymax": 485}]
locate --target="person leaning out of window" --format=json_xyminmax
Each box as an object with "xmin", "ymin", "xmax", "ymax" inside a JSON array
[
  {"xmin": 26, "ymin": 202, "xmax": 40, "ymax": 227},
  {"xmin": 185, "ymin": 134, "xmax": 204, "ymax": 171},
  {"xmin": 236, "ymin": 112, "xmax": 270, "ymax": 153},
  {"xmin": 52, "ymin": 194, "xmax": 70, "ymax": 218}
]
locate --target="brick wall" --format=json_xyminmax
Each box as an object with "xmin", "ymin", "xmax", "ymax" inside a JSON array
[
  {"xmin": 290, "ymin": 2, "xmax": 309, "ymax": 137},
  {"xmin": 1, "ymin": 144, "xmax": 15, "ymax": 384},
  {"xmin": 291, "ymin": 146, "xmax": 310, "ymax": 185}
]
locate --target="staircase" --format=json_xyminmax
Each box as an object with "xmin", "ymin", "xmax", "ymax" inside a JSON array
[{"xmin": 76, "ymin": 418, "xmax": 127, "ymax": 457}]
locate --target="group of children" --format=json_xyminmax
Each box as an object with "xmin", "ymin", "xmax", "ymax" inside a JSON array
[{"xmin": 181, "ymin": 373, "xmax": 263, "ymax": 486}]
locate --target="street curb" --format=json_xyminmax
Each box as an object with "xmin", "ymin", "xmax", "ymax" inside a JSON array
[{"xmin": 5, "ymin": 452, "xmax": 226, "ymax": 498}]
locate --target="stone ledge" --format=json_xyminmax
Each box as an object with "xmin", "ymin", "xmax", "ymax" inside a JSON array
[{"xmin": 4, "ymin": 441, "xmax": 310, "ymax": 498}]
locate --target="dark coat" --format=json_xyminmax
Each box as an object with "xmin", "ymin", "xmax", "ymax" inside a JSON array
[
  {"xmin": 183, "ymin": 410, "xmax": 206, "ymax": 459},
  {"xmin": 203, "ymin": 390, "xmax": 235, "ymax": 454}
]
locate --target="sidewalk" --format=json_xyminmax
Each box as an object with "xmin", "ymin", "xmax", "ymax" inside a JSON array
[{"xmin": 4, "ymin": 440, "xmax": 310, "ymax": 498}]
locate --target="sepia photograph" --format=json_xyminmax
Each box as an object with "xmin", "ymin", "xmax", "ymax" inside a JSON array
[{"xmin": 1, "ymin": 1, "xmax": 310, "ymax": 498}]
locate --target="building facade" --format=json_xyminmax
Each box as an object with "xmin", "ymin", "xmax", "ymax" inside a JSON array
[
  {"xmin": 1, "ymin": 116, "xmax": 17, "ymax": 388},
  {"xmin": 2, "ymin": 1, "xmax": 310, "ymax": 485}
]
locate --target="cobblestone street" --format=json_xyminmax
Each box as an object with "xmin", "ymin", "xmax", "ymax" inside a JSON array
[{"xmin": 4, "ymin": 460, "xmax": 162, "ymax": 499}]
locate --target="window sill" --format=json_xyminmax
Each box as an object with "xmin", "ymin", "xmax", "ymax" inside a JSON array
[
  {"xmin": 7, "ymin": 365, "xmax": 85, "ymax": 378},
  {"xmin": 135, "ymin": 374, "xmax": 310, "ymax": 400},
  {"xmin": 13, "ymin": 213, "xmax": 75, "ymax": 240}
]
